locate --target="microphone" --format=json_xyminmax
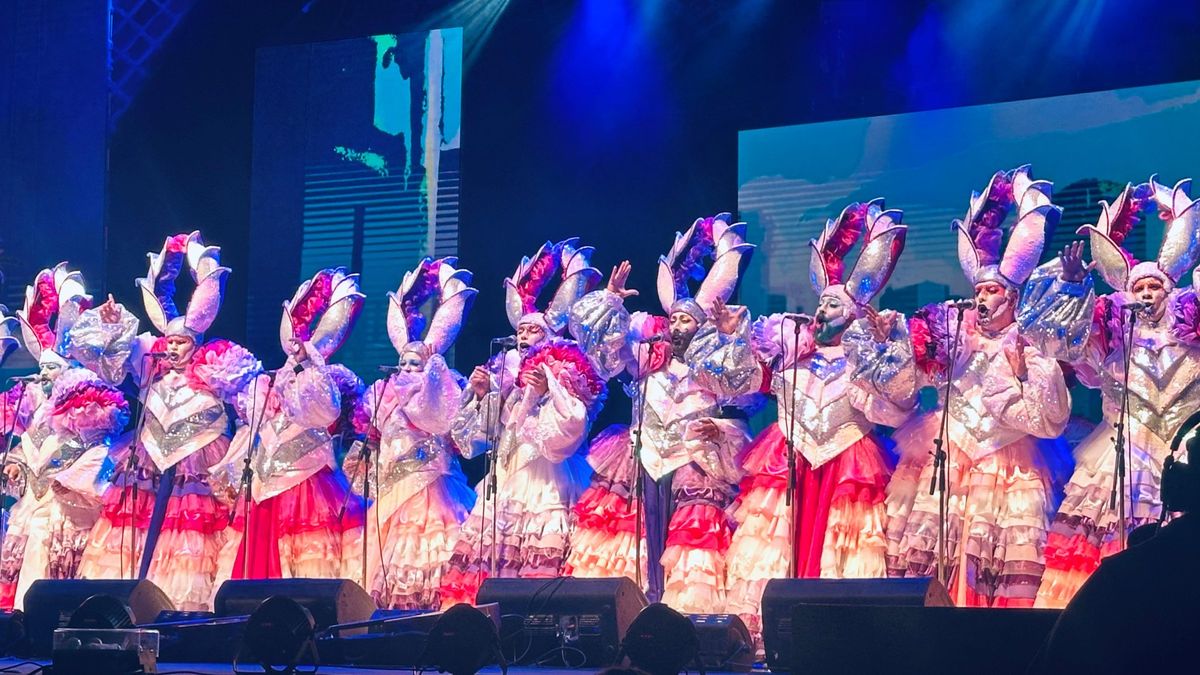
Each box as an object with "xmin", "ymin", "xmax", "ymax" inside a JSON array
[
  {"xmin": 781, "ymin": 312, "xmax": 813, "ymax": 325},
  {"xmin": 1122, "ymin": 301, "xmax": 1151, "ymax": 312},
  {"xmin": 143, "ymin": 351, "xmax": 171, "ymax": 359},
  {"xmin": 379, "ymin": 365, "xmax": 401, "ymax": 373},
  {"xmin": 949, "ymin": 299, "xmax": 976, "ymax": 310},
  {"xmin": 638, "ymin": 334, "xmax": 666, "ymax": 344},
  {"xmin": 7, "ymin": 374, "xmax": 43, "ymax": 383},
  {"xmin": 492, "ymin": 336, "xmax": 518, "ymax": 349}
]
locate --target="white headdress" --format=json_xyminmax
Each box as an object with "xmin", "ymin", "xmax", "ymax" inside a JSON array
[
  {"xmin": 137, "ymin": 231, "xmax": 230, "ymax": 340},
  {"xmin": 279, "ymin": 268, "xmax": 365, "ymax": 361},
  {"xmin": 15, "ymin": 263, "xmax": 92, "ymax": 367},
  {"xmin": 387, "ymin": 257, "xmax": 477, "ymax": 357},
  {"xmin": 656, "ymin": 213, "xmax": 755, "ymax": 322},
  {"xmin": 504, "ymin": 239, "xmax": 601, "ymax": 335},
  {"xmin": 809, "ymin": 198, "xmax": 907, "ymax": 310},
  {"xmin": 1080, "ymin": 176, "xmax": 1200, "ymax": 292},
  {"xmin": 955, "ymin": 165, "xmax": 1061, "ymax": 290}
]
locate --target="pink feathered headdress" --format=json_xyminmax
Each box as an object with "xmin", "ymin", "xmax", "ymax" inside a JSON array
[
  {"xmin": 656, "ymin": 213, "xmax": 754, "ymax": 318},
  {"xmin": 386, "ymin": 257, "xmax": 477, "ymax": 357},
  {"xmin": 955, "ymin": 166, "xmax": 1061, "ymax": 290},
  {"xmin": 1080, "ymin": 176, "xmax": 1200, "ymax": 292},
  {"xmin": 137, "ymin": 232, "xmax": 229, "ymax": 340},
  {"xmin": 15, "ymin": 263, "xmax": 92, "ymax": 364},
  {"xmin": 504, "ymin": 239, "xmax": 601, "ymax": 334},
  {"xmin": 809, "ymin": 199, "xmax": 906, "ymax": 307},
  {"xmin": 280, "ymin": 268, "xmax": 365, "ymax": 361}
]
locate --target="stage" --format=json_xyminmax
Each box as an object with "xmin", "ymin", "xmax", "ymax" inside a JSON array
[{"xmin": 0, "ymin": 661, "xmax": 735, "ymax": 675}]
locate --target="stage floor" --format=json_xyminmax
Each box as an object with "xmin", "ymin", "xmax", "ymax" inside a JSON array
[{"xmin": 0, "ymin": 658, "xmax": 759, "ymax": 674}]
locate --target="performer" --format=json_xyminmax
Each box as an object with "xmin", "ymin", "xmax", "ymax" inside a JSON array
[
  {"xmin": 566, "ymin": 214, "xmax": 759, "ymax": 613},
  {"xmin": 349, "ymin": 257, "xmax": 477, "ymax": 610},
  {"xmin": 0, "ymin": 266, "xmax": 129, "ymax": 610},
  {"xmin": 1035, "ymin": 177, "xmax": 1200, "ymax": 607},
  {"xmin": 76, "ymin": 232, "xmax": 259, "ymax": 611},
  {"xmin": 885, "ymin": 166, "xmax": 1077, "ymax": 607},
  {"xmin": 440, "ymin": 239, "xmax": 604, "ymax": 606},
  {"xmin": 725, "ymin": 200, "xmax": 916, "ymax": 640},
  {"xmin": 215, "ymin": 268, "xmax": 366, "ymax": 583}
]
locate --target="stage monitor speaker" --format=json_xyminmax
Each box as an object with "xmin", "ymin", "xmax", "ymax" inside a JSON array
[
  {"xmin": 22, "ymin": 579, "xmax": 174, "ymax": 656},
  {"xmin": 688, "ymin": 613, "xmax": 754, "ymax": 672},
  {"xmin": 791, "ymin": 604, "xmax": 1060, "ymax": 674},
  {"xmin": 477, "ymin": 576, "xmax": 647, "ymax": 668},
  {"xmin": 213, "ymin": 578, "xmax": 375, "ymax": 632},
  {"xmin": 762, "ymin": 577, "xmax": 951, "ymax": 670}
]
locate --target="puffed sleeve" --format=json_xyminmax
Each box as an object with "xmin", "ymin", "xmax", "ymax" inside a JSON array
[
  {"xmin": 981, "ymin": 331, "xmax": 1071, "ymax": 439},
  {"xmin": 66, "ymin": 305, "xmax": 141, "ymax": 385},
  {"xmin": 843, "ymin": 313, "xmax": 919, "ymax": 427},
  {"xmin": 1017, "ymin": 259, "xmax": 1095, "ymax": 363},
  {"xmin": 688, "ymin": 316, "xmax": 762, "ymax": 400},
  {"xmin": 568, "ymin": 289, "xmax": 632, "ymax": 381}
]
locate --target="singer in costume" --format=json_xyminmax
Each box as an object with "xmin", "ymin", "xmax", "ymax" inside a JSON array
[
  {"xmin": 1035, "ymin": 177, "xmax": 1200, "ymax": 607},
  {"xmin": 213, "ymin": 268, "xmax": 366, "ymax": 586},
  {"xmin": 440, "ymin": 239, "xmax": 603, "ymax": 606},
  {"xmin": 725, "ymin": 200, "xmax": 916, "ymax": 642},
  {"xmin": 76, "ymin": 232, "xmax": 259, "ymax": 611},
  {"xmin": 884, "ymin": 166, "xmax": 1079, "ymax": 607},
  {"xmin": 348, "ymin": 257, "xmax": 477, "ymax": 610},
  {"xmin": 0, "ymin": 266, "xmax": 129, "ymax": 610},
  {"xmin": 565, "ymin": 214, "xmax": 760, "ymax": 613}
]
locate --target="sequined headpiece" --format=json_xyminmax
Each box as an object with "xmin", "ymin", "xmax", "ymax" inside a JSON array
[
  {"xmin": 1080, "ymin": 176, "xmax": 1200, "ymax": 292},
  {"xmin": 280, "ymin": 268, "xmax": 365, "ymax": 361},
  {"xmin": 504, "ymin": 238, "xmax": 601, "ymax": 334},
  {"xmin": 809, "ymin": 198, "xmax": 906, "ymax": 311},
  {"xmin": 15, "ymin": 262, "xmax": 92, "ymax": 366},
  {"xmin": 955, "ymin": 165, "xmax": 1061, "ymax": 291},
  {"xmin": 138, "ymin": 231, "xmax": 229, "ymax": 341},
  {"xmin": 387, "ymin": 257, "xmax": 477, "ymax": 357},
  {"xmin": 656, "ymin": 213, "xmax": 755, "ymax": 320}
]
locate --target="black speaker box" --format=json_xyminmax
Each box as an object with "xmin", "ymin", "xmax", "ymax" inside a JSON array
[
  {"xmin": 791, "ymin": 604, "xmax": 1060, "ymax": 674},
  {"xmin": 22, "ymin": 579, "xmax": 174, "ymax": 656},
  {"xmin": 213, "ymin": 578, "xmax": 375, "ymax": 632},
  {"xmin": 477, "ymin": 576, "xmax": 647, "ymax": 668},
  {"xmin": 762, "ymin": 577, "xmax": 951, "ymax": 670}
]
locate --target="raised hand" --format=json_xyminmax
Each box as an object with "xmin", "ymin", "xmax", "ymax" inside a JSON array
[
  {"xmin": 711, "ymin": 298, "xmax": 747, "ymax": 335},
  {"xmin": 98, "ymin": 294, "xmax": 122, "ymax": 324},
  {"xmin": 606, "ymin": 260, "xmax": 639, "ymax": 299},
  {"xmin": 862, "ymin": 305, "xmax": 896, "ymax": 343},
  {"xmin": 1060, "ymin": 241, "xmax": 1094, "ymax": 283}
]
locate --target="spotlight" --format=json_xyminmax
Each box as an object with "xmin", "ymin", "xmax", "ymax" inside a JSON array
[
  {"xmin": 235, "ymin": 596, "xmax": 318, "ymax": 675},
  {"xmin": 67, "ymin": 594, "xmax": 136, "ymax": 629},
  {"xmin": 621, "ymin": 603, "xmax": 699, "ymax": 675},
  {"xmin": 420, "ymin": 603, "xmax": 505, "ymax": 675}
]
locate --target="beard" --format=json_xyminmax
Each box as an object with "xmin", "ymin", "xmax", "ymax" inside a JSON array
[
  {"xmin": 670, "ymin": 331, "xmax": 693, "ymax": 356},
  {"xmin": 814, "ymin": 314, "xmax": 846, "ymax": 344}
]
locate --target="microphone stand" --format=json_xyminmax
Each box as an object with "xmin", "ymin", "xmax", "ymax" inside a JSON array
[
  {"xmin": 629, "ymin": 343, "xmax": 653, "ymax": 592},
  {"xmin": 231, "ymin": 370, "xmax": 278, "ymax": 580},
  {"xmin": 1110, "ymin": 306, "xmax": 1139, "ymax": 552},
  {"xmin": 930, "ymin": 302, "xmax": 967, "ymax": 587},
  {"xmin": 477, "ymin": 340, "xmax": 509, "ymax": 582},
  {"xmin": 120, "ymin": 354, "xmax": 159, "ymax": 580},
  {"xmin": 0, "ymin": 380, "xmax": 31, "ymax": 557},
  {"xmin": 780, "ymin": 318, "xmax": 804, "ymax": 578},
  {"xmin": 361, "ymin": 379, "xmax": 382, "ymax": 592}
]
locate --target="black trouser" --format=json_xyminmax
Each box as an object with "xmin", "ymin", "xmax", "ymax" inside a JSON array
[{"xmin": 642, "ymin": 468, "xmax": 674, "ymax": 603}]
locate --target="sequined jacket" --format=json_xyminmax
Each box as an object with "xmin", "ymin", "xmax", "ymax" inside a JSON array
[
  {"xmin": 450, "ymin": 346, "xmax": 591, "ymax": 500},
  {"xmin": 569, "ymin": 290, "xmax": 761, "ymax": 483},
  {"xmin": 1030, "ymin": 280, "xmax": 1200, "ymax": 464},
  {"xmin": 350, "ymin": 354, "xmax": 467, "ymax": 515},
  {"xmin": 67, "ymin": 306, "xmax": 245, "ymax": 473},
  {"xmin": 763, "ymin": 315, "xmax": 917, "ymax": 469},
  {"xmin": 222, "ymin": 356, "xmax": 342, "ymax": 502},
  {"xmin": 3, "ymin": 379, "xmax": 112, "ymax": 512}
]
